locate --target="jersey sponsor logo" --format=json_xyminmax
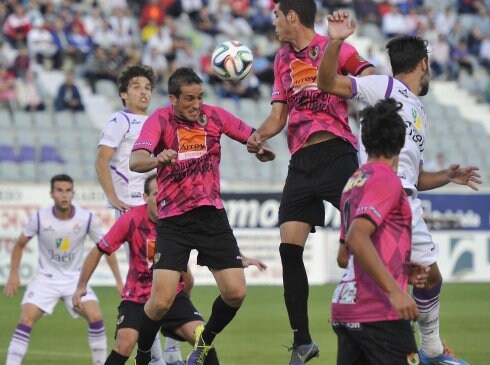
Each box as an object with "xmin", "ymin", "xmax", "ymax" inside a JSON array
[
  {"xmin": 177, "ymin": 126, "xmax": 207, "ymax": 160},
  {"xmin": 146, "ymin": 238, "xmax": 156, "ymax": 268},
  {"xmin": 55, "ymin": 237, "xmax": 69, "ymax": 251},
  {"xmin": 289, "ymin": 59, "xmax": 318, "ymax": 92},
  {"xmin": 134, "ymin": 141, "xmax": 153, "ymax": 148},
  {"xmin": 42, "ymin": 225, "xmax": 55, "ymax": 232},
  {"xmin": 398, "ymin": 88, "xmax": 409, "ymax": 98}
]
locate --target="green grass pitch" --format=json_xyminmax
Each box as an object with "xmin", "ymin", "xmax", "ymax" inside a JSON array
[{"xmin": 1, "ymin": 284, "xmax": 488, "ymax": 364}]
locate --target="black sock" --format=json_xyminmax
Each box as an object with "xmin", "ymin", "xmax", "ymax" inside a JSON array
[
  {"xmin": 136, "ymin": 310, "xmax": 162, "ymax": 364},
  {"xmin": 203, "ymin": 347, "xmax": 220, "ymax": 365},
  {"xmin": 201, "ymin": 296, "xmax": 239, "ymax": 345},
  {"xmin": 105, "ymin": 350, "xmax": 129, "ymax": 365},
  {"xmin": 280, "ymin": 243, "xmax": 311, "ymax": 345}
]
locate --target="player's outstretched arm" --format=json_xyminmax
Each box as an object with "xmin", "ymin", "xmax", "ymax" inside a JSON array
[
  {"xmin": 317, "ymin": 11, "xmax": 356, "ymax": 98},
  {"xmin": 73, "ymin": 246, "xmax": 104, "ymax": 310},
  {"xmin": 247, "ymin": 102, "xmax": 288, "ymax": 154},
  {"xmin": 3, "ymin": 234, "xmax": 30, "ymax": 297},
  {"xmin": 418, "ymin": 164, "xmax": 482, "ymax": 191}
]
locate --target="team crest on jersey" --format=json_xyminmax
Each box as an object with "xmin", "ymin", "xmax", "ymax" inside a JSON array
[
  {"xmin": 56, "ymin": 237, "xmax": 69, "ymax": 251},
  {"xmin": 197, "ymin": 114, "xmax": 208, "ymax": 126},
  {"xmin": 406, "ymin": 352, "xmax": 420, "ymax": 364},
  {"xmin": 343, "ymin": 170, "xmax": 369, "ymax": 192},
  {"xmin": 116, "ymin": 315, "xmax": 125, "ymax": 325},
  {"xmin": 72, "ymin": 224, "xmax": 81, "ymax": 234},
  {"xmin": 309, "ymin": 46, "xmax": 319, "ymax": 59}
]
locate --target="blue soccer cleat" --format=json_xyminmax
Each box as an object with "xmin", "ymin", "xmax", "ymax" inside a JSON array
[{"xmin": 419, "ymin": 344, "xmax": 470, "ymax": 365}]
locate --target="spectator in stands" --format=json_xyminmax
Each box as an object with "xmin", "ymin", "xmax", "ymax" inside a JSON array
[
  {"xmin": 91, "ymin": 19, "xmax": 118, "ymax": 49},
  {"xmin": 2, "ymin": 4, "xmax": 31, "ymax": 47},
  {"xmin": 381, "ymin": 6, "xmax": 408, "ymax": 37},
  {"xmin": 251, "ymin": 46, "xmax": 274, "ymax": 85},
  {"xmin": 54, "ymin": 71, "xmax": 85, "ymax": 112},
  {"xmin": 218, "ymin": 71, "xmax": 261, "ymax": 106},
  {"xmin": 194, "ymin": 5, "xmax": 220, "ymax": 36},
  {"xmin": 12, "ymin": 44, "xmax": 30, "ymax": 78},
  {"xmin": 65, "ymin": 22, "xmax": 92, "ymax": 64},
  {"xmin": 142, "ymin": 46, "xmax": 169, "ymax": 89},
  {"xmin": 49, "ymin": 16, "xmax": 71, "ymax": 69},
  {"xmin": 139, "ymin": 0, "xmax": 166, "ymax": 29},
  {"xmin": 450, "ymin": 38, "xmax": 474, "ymax": 79},
  {"xmin": 16, "ymin": 70, "xmax": 46, "ymax": 112},
  {"xmin": 0, "ymin": 38, "xmax": 16, "ymax": 67},
  {"xmin": 27, "ymin": 18, "xmax": 60, "ymax": 70},
  {"xmin": 434, "ymin": 6, "xmax": 457, "ymax": 36},
  {"xmin": 431, "ymin": 34, "xmax": 451, "ymax": 79},
  {"xmin": 479, "ymin": 34, "xmax": 490, "ymax": 72},
  {"xmin": 140, "ymin": 18, "xmax": 160, "ymax": 44},
  {"xmin": 108, "ymin": 7, "xmax": 136, "ymax": 48},
  {"xmin": 0, "ymin": 63, "xmax": 17, "ymax": 117},
  {"xmin": 82, "ymin": 6, "xmax": 105, "ymax": 38},
  {"xmin": 85, "ymin": 46, "xmax": 117, "ymax": 94},
  {"xmin": 199, "ymin": 47, "xmax": 223, "ymax": 90}
]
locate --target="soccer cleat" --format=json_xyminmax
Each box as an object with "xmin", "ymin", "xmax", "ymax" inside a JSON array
[
  {"xmin": 186, "ymin": 324, "xmax": 212, "ymax": 365},
  {"xmin": 419, "ymin": 344, "xmax": 470, "ymax": 365},
  {"xmin": 288, "ymin": 342, "xmax": 320, "ymax": 365}
]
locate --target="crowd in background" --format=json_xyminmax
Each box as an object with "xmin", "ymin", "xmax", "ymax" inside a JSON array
[{"xmin": 1, "ymin": 0, "xmax": 490, "ymax": 115}]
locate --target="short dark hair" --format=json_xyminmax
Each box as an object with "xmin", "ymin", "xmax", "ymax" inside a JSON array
[
  {"xmin": 386, "ymin": 35, "xmax": 429, "ymax": 75},
  {"xmin": 168, "ymin": 67, "xmax": 203, "ymax": 98},
  {"xmin": 144, "ymin": 174, "xmax": 157, "ymax": 195},
  {"xmin": 117, "ymin": 65, "xmax": 156, "ymax": 106},
  {"xmin": 360, "ymin": 98, "xmax": 405, "ymax": 159},
  {"xmin": 273, "ymin": 0, "xmax": 316, "ymax": 28},
  {"xmin": 50, "ymin": 174, "xmax": 73, "ymax": 191}
]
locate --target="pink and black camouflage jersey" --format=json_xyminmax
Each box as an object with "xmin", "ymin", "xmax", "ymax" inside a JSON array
[
  {"xmin": 132, "ymin": 104, "xmax": 254, "ymax": 219},
  {"xmin": 97, "ymin": 204, "xmax": 184, "ymax": 303},
  {"xmin": 272, "ymin": 33, "xmax": 372, "ymax": 155},
  {"xmin": 332, "ymin": 162, "xmax": 412, "ymax": 323}
]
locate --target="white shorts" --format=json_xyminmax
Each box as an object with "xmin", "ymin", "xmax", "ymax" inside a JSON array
[
  {"xmin": 22, "ymin": 273, "xmax": 98, "ymax": 318},
  {"xmin": 408, "ymin": 197, "xmax": 439, "ymax": 266}
]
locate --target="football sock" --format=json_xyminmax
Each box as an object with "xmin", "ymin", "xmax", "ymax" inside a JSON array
[
  {"xmin": 280, "ymin": 243, "xmax": 312, "ymax": 346},
  {"xmin": 137, "ymin": 311, "xmax": 163, "ymax": 360},
  {"xmin": 163, "ymin": 336, "xmax": 183, "ymax": 364},
  {"xmin": 413, "ymin": 280, "xmax": 444, "ymax": 357},
  {"xmin": 201, "ymin": 296, "xmax": 239, "ymax": 345},
  {"xmin": 6, "ymin": 323, "xmax": 31, "ymax": 365},
  {"xmin": 204, "ymin": 347, "xmax": 220, "ymax": 365},
  {"xmin": 88, "ymin": 320, "xmax": 107, "ymax": 365},
  {"xmin": 104, "ymin": 350, "xmax": 129, "ymax": 365},
  {"xmin": 150, "ymin": 334, "xmax": 165, "ymax": 365}
]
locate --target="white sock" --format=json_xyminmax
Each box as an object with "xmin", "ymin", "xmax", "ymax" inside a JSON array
[
  {"xmin": 414, "ymin": 294, "xmax": 444, "ymax": 357},
  {"xmin": 88, "ymin": 320, "xmax": 107, "ymax": 365},
  {"xmin": 163, "ymin": 337, "xmax": 183, "ymax": 364},
  {"xmin": 150, "ymin": 334, "xmax": 165, "ymax": 365},
  {"xmin": 6, "ymin": 323, "xmax": 31, "ymax": 365}
]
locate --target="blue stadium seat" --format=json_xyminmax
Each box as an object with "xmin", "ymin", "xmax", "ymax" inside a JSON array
[{"xmin": 40, "ymin": 145, "xmax": 65, "ymax": 163}]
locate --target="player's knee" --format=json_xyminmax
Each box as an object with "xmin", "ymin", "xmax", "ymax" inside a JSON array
[
  {"xmin": 114, "ymin": 338, "xmax": 136, "ymax": 357},
  {"xmin": 149, "ymin": 296, "xmax": 173, "ymax": 316},
  {"xmin": 222, "ymin": 287, "xmax": 246, "ymax": 307}
]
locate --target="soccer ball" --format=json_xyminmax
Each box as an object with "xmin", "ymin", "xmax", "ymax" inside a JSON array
[{"xmin": 211, "ymin": 40, "xmax": 254, "ymax": 81}]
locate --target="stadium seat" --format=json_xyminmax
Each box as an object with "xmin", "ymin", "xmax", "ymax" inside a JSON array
[
  {"xmin": 0, "ymin": 145, "xmax": 18, "ymax": 162},
  {"xmin": 18, "ymin": 145, "xmax": 37, "ymax": 162},
  {"xmin": 0, "ymin": 161, "xmax": 20, "ymax": 180},
  {"xmin": 40, "ymin": 145, "xmax": 65, "ymax": 163},
  {"xmin": 19, "ymin": 162, "xmax": 37, "ymax": 181}
]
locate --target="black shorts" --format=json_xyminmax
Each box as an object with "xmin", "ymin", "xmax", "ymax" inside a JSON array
[
  {"xmin": 278, "ymin": 138, "xmax": 358, "ymax": 232},
  {"xmin": 332, "ymin": 320, "xmax": 419, "ymax": 365},
  {"xmin": 154, "ymin": 206, "xmax": 243, "ymax": 272},
  {"xmin": 115, "ymin": 291, "xmax": 204, "ymax": 341}
]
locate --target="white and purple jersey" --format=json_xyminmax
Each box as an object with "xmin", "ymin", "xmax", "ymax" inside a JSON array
[
  {"xmin": 23, "ymin": 205, "xmax": 104, "ymax": 279},
  {"xmin": 350, "ymin": 75, "xmax": 427, "ymax": 194},
  {"xmin": 99, "ymin": 110, "xmax": 155, "ymax": 206}
]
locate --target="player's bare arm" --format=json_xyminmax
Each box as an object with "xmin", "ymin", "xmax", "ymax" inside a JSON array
[
  {"xmin": 317, "ymin": 11, "xmax": 356, "ymax": 98},
  {"xmin": 130, "ymin": 149, "xmax": 177, "ymax": 173},
  {"xmin": 417, "ymin": 164, "xmax": 482, "ymax": 191},
  {"xmin": 3, "ymin": 233, "xmax": 30, "ymax": 297},
  {"xmin": 346, "ymin": 218, "xmax": 419, "ymax": 321},
  {"xmin": 96, "ymin": 145, "xmax": 133, "ymax": 212},
  {"xmin": 73, "ymin": 246, "xmax": 104, "ymax": 310},
  {"xmin": 105, "ymin": 253, "xmax": 124, "ymax": 293},
  {"xmin": 247, "ymin": 102, "xmax": 288, "ymax": 154}
]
